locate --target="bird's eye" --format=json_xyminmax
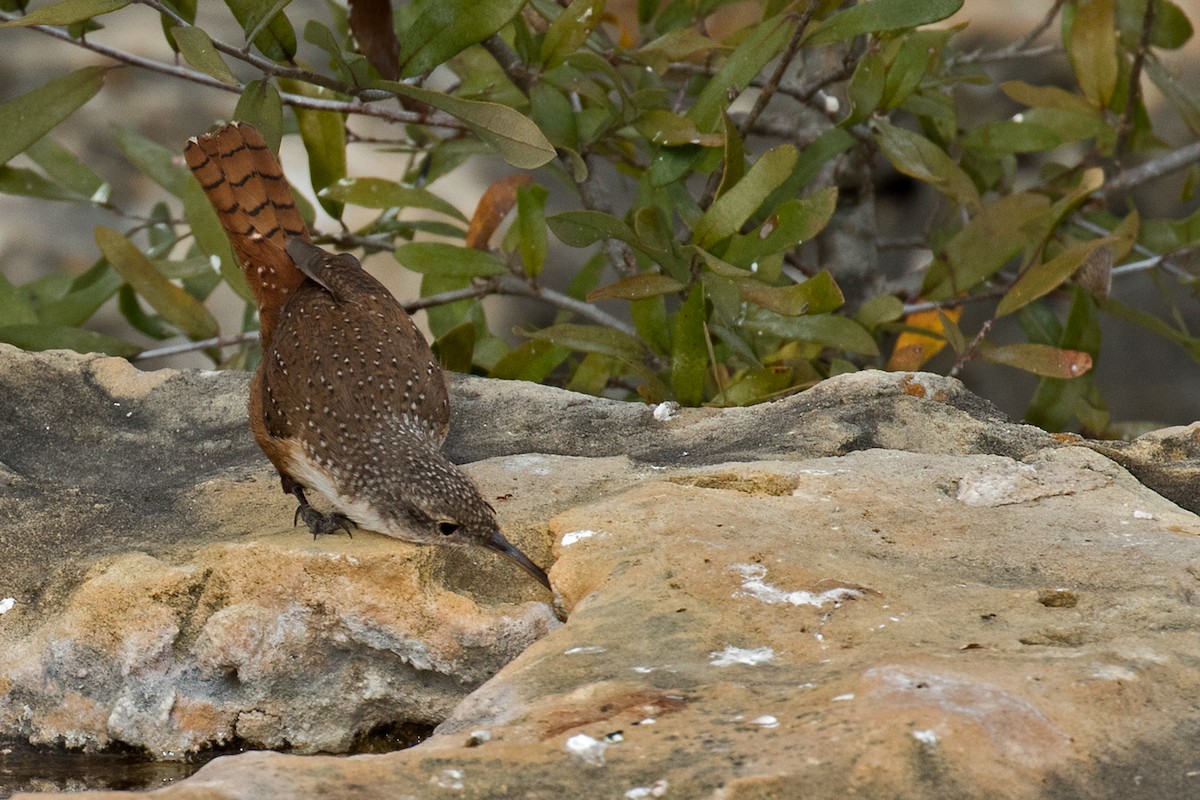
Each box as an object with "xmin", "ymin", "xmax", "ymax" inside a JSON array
[{"xmin": 437, "ymin": 521, "xmax": 459, "ymax": 536}]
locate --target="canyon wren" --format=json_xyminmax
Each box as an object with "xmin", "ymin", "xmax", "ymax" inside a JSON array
[{"xmin": 183, "ymin": 122, "xmax": 549, "ymax": 589}]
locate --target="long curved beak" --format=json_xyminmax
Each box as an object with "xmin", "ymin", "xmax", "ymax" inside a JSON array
[{"xmin": 483, "ymin": 530, "xmax": 551, "ymax": 590}]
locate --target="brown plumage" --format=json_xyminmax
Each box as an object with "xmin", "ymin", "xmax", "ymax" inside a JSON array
[{"xmin": 183, "ymin": 122, "xmax": 549, "ymax": 589}]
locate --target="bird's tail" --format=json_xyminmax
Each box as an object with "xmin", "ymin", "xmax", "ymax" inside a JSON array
[{"xmin": 184, "ymin": 122, "xmax": 310, "ymax": 348}]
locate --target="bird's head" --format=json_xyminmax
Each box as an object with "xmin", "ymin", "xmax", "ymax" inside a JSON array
[{"xmin": 384, "ymin": 445, "xmax": 550, "ymax": 590}]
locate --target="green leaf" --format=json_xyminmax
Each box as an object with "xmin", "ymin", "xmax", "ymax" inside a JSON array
[
  {"xmin": 872, "ymin": 119, "xmax": 979, "ymax": 210},
  {"xmin": 548, "ymin": 210, "xmax": 665, "ymax": 262},
  {"xmin": 635, "ymin": 109, "xmax": 724, "ymax": 147},
  {"xmin": 881, "ymin": 28, "xmax": 951, "ymax": 111},
  {"xmin": 0, "ymin": 272, "xmax": 37, "ymax": 325},
  {"xmin": 1147, "ymin": 0, "xmax": 1193, "ymax": 49},
  {"xmin": 399, "ymin": 0, "xmax": 523, "ymax": 77},
  {"xmin": 1068, "ymin": 0, "xmax": 1118, "ymax": 108},
  {"xmin": 846, "ymin": 51, "xmax": 885, "ymax": 125},
  {"xmin": 181, "ymin": 177, "xmax": 251, "ymax": 303},
  {"xmin": 118, "ymin": 284, "xmax": 174, "ymax": 340},
  {"xmin": 855, "ymin": 293, "xmax": 905, "ymax": 328},
  {"xmin": 689, "ymin": 15, "xmax": 797, "ymax": 131},
  {"xmin": 671, "ymin": 283, "xmax": 707, "ymax": 406},
  {"xmin": 394, "ymin": 242, "xmax": 507, "ymax": 278},
  {"xmin": 0, "ymin": 323, "xmax": 139, "ymax": 357},
  {"xmin": 693, "ymin": 144, "xmax": 797, "ymax": 248},
  {"xmin": 1001, "ymin": 80, "xmax": 1097, "ymax": 114},
  {"xmin": 540, "ymin": 0, "xmax": 603, "ymax": 69},
  {"xmin": 714, "ymin": 366, "xmax": 793, "ymax": 406},
  {"xmin": 304, "ymin": 20, "xmax": 372, "ymax": 87},
  {"xmin": 375, "ymin": 81, "xmax": 555, "ymax": 169},
  {"xmin": 321, "ymin": 177, "xmax": 466, "ymax": 221},
  {"xmin": 997, "ymin": 239, "xmax": 1113, "ymax": 317},
  {"xmin": 160, "ymin": 0, "xmax": 197, "ymax": 51},
  {"xmin": 922, "ymin": 192, "xmax": 1050, "ymax": 299},
  {"xmin": 224, "ymin": 0, "xmax": 297, "ymax": 61},
  {"xmin": 170, "ymin": 26, "xmax": 238, "ymax": 85},
  {"xmin": 233, "ymin": 80, "xmax": 283, "ymax": 152},
  {"xmin": 490, "ymin": 338, "xmax": 570, "ymax": 382},
  {"xmin": 95, "ymin": 226, "xmax": 219, "ymax": 339},
  {"xmin": 747, "ymin": 313, "xmax": 880, "ymax": 356},
  {"xmin": 0, "ymin": 166, "xmax": 88, "ymax": 202},
  {"xmin": 722, "ymin": 188, "xmax": 839, "ymax": 267},
  {"xmin": 740, "ymin": 270, "xmax": 844, "ymax": 316},
  {"xmin": 1144, "ymin": 58, "xmax": 1200, "ymax": 136},
  {"xmin": 962, "ymin": 118, "xmax": 1062, "ymax": 156},
  {"xmin": 980, "ymin": 342, "xmax": 1093, "ymax": 379},
  {"xmin": 1096, "ymin": 295, "xmax": 1200, "ymax": 360},
  {"xmin": 0, "ymin": 0, "xmax": 126, "ymax": 25},
  {"xmin": 37, "ymin": 263, "xmax": 122, "ymax": 326},
  {"xmin": 111, "ymin": 125, "xmax": 191, "ymax": 197},
  {"xmin": 636, "ymin": 27, "xmax": 723, "ymax": 70},
  {"xmin": 522, "ymin": 322, "xmax": 647, "ymax": 362},
  {"xmin": 587, "ymin": 274, "xmax": 686, "ymax": 302},
  {"xmin": 516, "ymin": 184, "xmax": 549, "ymax": 278},
  {"xmin": 26, "ymin": 137, "xmax": 107, "ymax": 202},
  {"xmin": 0, "ymin": 67, "xmax": 105, "ymax": 165},
  {"xmin": 803, "ymin": 0, "xmax": 963, "ymax": 45},
  {"xmin": 278, "ymin": 78, "xmax": 346, "ymax": 219},
  {"xmin": 432, "ymin": 320, "xmax": 475, "ymax": 372}
]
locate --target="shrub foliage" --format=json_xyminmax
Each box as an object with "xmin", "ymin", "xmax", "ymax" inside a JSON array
[{"xmin": 0, "ymin": 0, "xmax": 1198, "ymax": 434}]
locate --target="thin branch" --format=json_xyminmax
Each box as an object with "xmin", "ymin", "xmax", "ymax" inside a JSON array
[
  {"xmin": 0, "ymin": 8, "xmax": 466, "ymax": 129},
  {"xmin": 134, "ymin": 330, "xmax": 259, "ymax": 362},
  {"xmin": 0, "ymin": 9, "xmax": 235, "ymax": 93},
  {"xmin": 1115, "ymin": 0, "xmax": 1156, "ymax": 157},
  {"xmin": 132, "ymin": 274, "xmax": 637, "ymax": 362},
  {"xmin": 494, "ymin": 275, "xmax": 639, "ymax": 337},
  {"xmin": 1100, "ymin": 140, "xmax": 1200, "ymax": 196},
  {"xmin": 954, "ymin": 0, "xmax": 1066, "ymax": 65},
  {"xmin": 1072, "ymin": 217, "xmax": 1193, "ymax": 281},
  {"xmin": 482, "ymin": 33, "xmax": 532, "ymax": 94},
  {"xmin": 737, "ymin": 1, "xmax": 821, "ymax": 139},
  {"xmin": 133, "ymin": 0, "xmax": 362, "ymax": 98}
]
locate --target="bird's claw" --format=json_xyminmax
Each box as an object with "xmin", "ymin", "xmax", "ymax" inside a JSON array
[{"xmin": 293, "ymin": 504, "xmax": 355, "ymax": 538}]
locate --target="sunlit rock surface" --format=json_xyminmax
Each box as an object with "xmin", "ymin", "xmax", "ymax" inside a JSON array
[{"xmin": 2, "ymin": 344, "xmax": 1199, "ymax": 799}]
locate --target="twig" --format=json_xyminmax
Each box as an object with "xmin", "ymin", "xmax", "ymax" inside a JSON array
[
  {"xmin": 0, "ymin": 8, "xmax": 466, "ymax": 129},
  {"xmin": 737, "ymin": 1, "xmax": 821, "ymax": 139},
  {"xmin": 132, "ymin": 273, "xmax": 637, "ymax": 362},
  {"xmin": 954, "ymin": 0, "xmax": 1066, "ymax": 65},
  {"xmin": 134, "ymin": 330, "xmax": 259, "ymax": 361},
  {"xmin": 1100, "ymin": 140, "xmax": 1200, "ymax": 197},
  {"xmin": 1072, "ymin": 217, "xmax": 1192, "ymax": 281},
  {"xmin": 494, "ymin": 275, "xmax": 639, "ymax": 337},
  {"xmin": 1116, "ymin": 0, "xmax": 1156, "ymax": 157}
]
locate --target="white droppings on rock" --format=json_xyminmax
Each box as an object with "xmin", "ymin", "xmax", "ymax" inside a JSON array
[
  {"xmin": 709, "ymin": 645, "xmax": 775, "ymax": 667},
  {"xmin": 564, "ymin": 645, "xmax": 606, "ymax": 655},
  {"xmin": 652, "ymin": 401, "xmax": 679, "ymax": 421},
  {"xmin": 832, "ymin": 693, "xmax": 855, "ymax": 702},
  {"xmin": 566, "ymin": 733, "xmax": 608, "ymax": 766},
  {"xmin": 751, "ymin": 715, "xmax": 779, "ymax": 728},
  {"xmin": 1133, "ymin": 509, "xmax": 1154, "ymax": 520},
  {"xmin": 626, "ymin": 779, "xmax": 669, "ymax": 798},
  {"xmin": 0, "ymin": 597, "xmax": 13, "ymax": 615},
  {"xmin": 431, "ymin": 767, "xmax": 464, "ymax": 789},
  {"xmin": 913, "ymin": 729, "xmax": 938, "ymax": 746},
  {"xmin": 561, "ymin": 529, "xmax": 600, "ymax": 546},
  {"xmin": 731, "ymin": 564, "xmax": 862, "ymax": 608}
]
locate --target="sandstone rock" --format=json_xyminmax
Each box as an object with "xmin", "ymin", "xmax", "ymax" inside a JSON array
[
  {"xmin": 0, "ymin": 344, "xmax": 557, "ymax": 759},
  {"xmin": 3, "ymin": 344, "xmax": 1200, "ymax": 799}
]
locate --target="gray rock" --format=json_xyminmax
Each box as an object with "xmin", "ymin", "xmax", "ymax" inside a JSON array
[{"xmin": 2, "ymin": 344, "xmax": 1199, "ymax": 799}]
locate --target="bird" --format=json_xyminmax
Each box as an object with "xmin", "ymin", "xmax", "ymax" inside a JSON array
[{"xmin": 183, "ymin": 121, "xmax": 549, "ymax": 590}]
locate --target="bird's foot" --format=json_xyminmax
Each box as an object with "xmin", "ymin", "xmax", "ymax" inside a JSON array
[
  {"xmin": 289, "ymin": 486, "xmax": 355, "ymax": 538},
  {"xmin": 293, "ymin": 504, "xmax": 356, "ymax": 538}
]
